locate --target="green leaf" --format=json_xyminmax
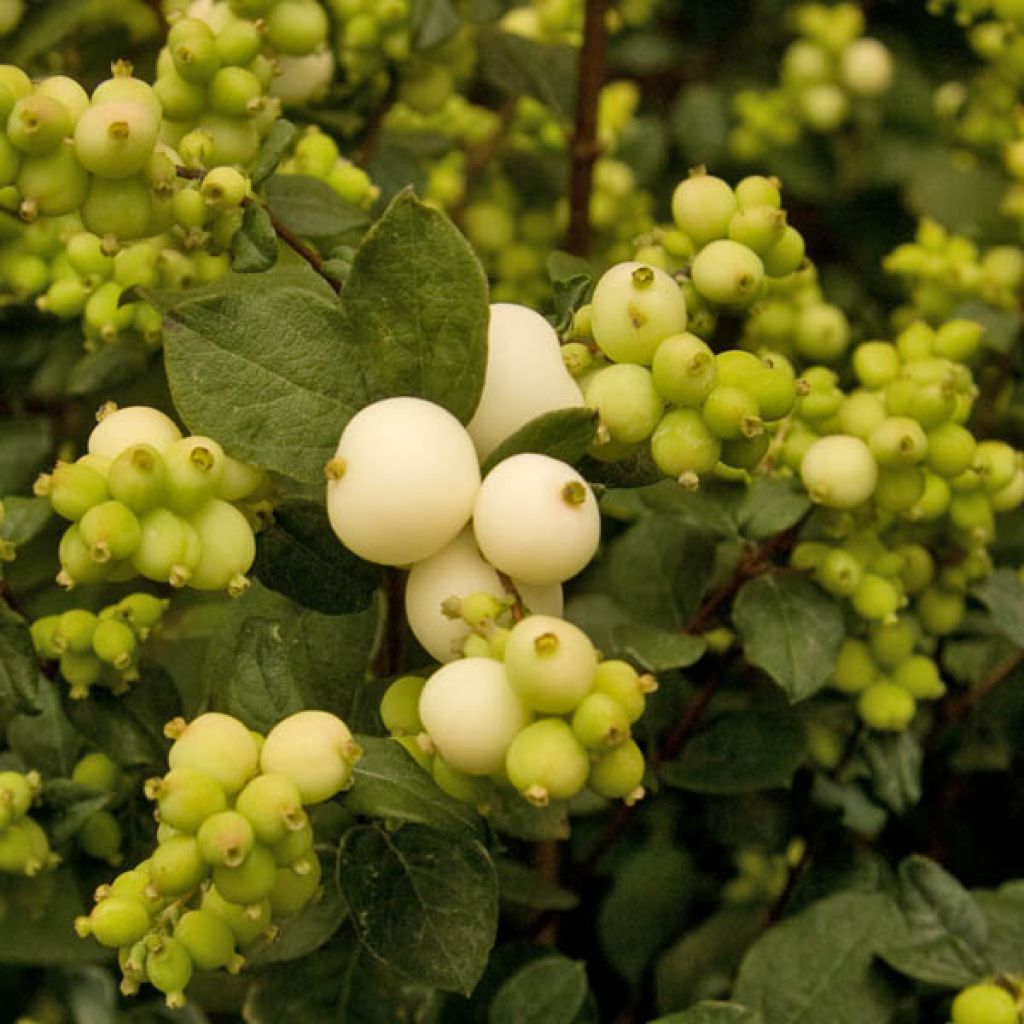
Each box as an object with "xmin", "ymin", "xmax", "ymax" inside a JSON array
[
  {"xmin": 253, "ymin": 500, "xmax": 382, "ymax": 615},
  {"xmin": 733, "ymin": 892, "xmax": 903, "ymax": 1024},
  {"xmin": 337, "ymin": 823, "xmax": 498, "ymax": 994},
  {"xmin": 490, "ymin": 956, "xmax": 590, "ymax": 1024},
  {"xmin": 65, "ymin": 339, "xmax": 151, "ymax": 397},
  {"xmin": 477, "ymin": 29, "xmax": 578, "ymax": 123},
  {"xmin": 879, "ymin": 855, "xmax": 992, "ymax": 988},
  {"xmin": 338, "ymin": 189, "xmax": 488, "ymax": 424},
  {"xmin": 0, "ymin": 417, "xmax": 52, "ymax": 493},
  {"xmin": 6, "ymin": 677, "xmax": 78, "ymax": 778},
  {"xmin": 204, "ymin": 583, "xmax": 381, "ymax": 732},
  {"xmin": 0, "ymin": 601, "xmax": 41, "ymax": 715},
  {"xmin": 547, "ymin": 250, "xmax": 594, "ymax": 334},
  {"xmin": 861, "ymin": 732, "xmax": 922, "ymax": 814},
  {"xmin": 662, "ymin": 710, "xmax": 806, "ymax": 794},
  {"xmin": 232, "ymin": 203, "xmax": 278, "ymax": 273},
  {"xmin": 599, "ymin": 840, "xmax": 693, "ymax": 984},
  {"xmin": 0, "ymin": 869, "xmax": 103, "ymax": 965},
  {"xmin": 651, "ymin": 1004, "xmax": 762, "ymax": 1024},
  {"xmin": 605, "ymin": 516, "xmax": 718, "ymax": 630},
  {"xmin": 64, "ymin": 663, "xmax": 179, "ymax": 768},
  {"xmin": 344, "ymin": 736, "xmax": 483, "ymax": 837},
  {"xmin": 161, "ymin": 192, "xmax": 488, "ymax": 483},
  {"xmin": 975, "ymin": 887, "xmax": 1024, "ymax": 976},
  {"xmin": 736, "ymin": 477, "xmax": 810, "ymax": 540},
  {"xmin": 250, "ymin": 118, "xmax": 300, "ymax": 187},
  {"xmin": 481, "ymin": 408, "xmax": 598, "ymax": 475},
  {"xmin": 411, "ymin": 0, "xmax": 462, "ymax": 49},
  {"xmin": 733, "ymin": 574, "xmax": 844, "ymax": 702},
  {"xmin": 613, "ymin": 623, "xmax": 706, "ymax": 673},
  {"xmin": 38, "ymin": 779, "xmax": 110, "ymax": 846},
  {"xmin": 811, "ymin": 775, "xmax": 887, "ymax": 836},
  {"xmin": 495, "ymin": 859, "xmax": 579, "ymax": 911},
  {"xmin": 0, "ymin": 495, "xmax": 52, "ymax": 549},
  {"xmin": 485, "ymin": 787, "xmax": 570, "ymax": 841},
  {"xmin": 971, "ymin": 569, "xmax": 1024, "ymax": 648},
  {"xmin": 264, "ymin": 175, "xmax": 372, "ymax": 239}
]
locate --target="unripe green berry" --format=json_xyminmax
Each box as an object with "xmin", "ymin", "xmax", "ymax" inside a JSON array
[
  {"xmin": 108, "ymin": 444, "xmax": 167, "ymax": 513},
  {"xmin": 571, "ymin": 692, "xmax": 630, "ymax": 750},
  {"xmin": 892, "ymin": 655, "xmax": 945, "ymax": 700},
  {"xmin": 145, "ymin": 936, "xmax": 193, "ymax": 1009},
  {"xmin": 201, "ymin": 886, "xmax": 272, "ymax": 945},
  {"xmin": 702, "ymin": 385, "xmax": 762, "ymax": 441},
  {"xmin": 852, "ymin": 573, "xmax": 903, "ymax": 622},
  {"xmin": 832, "ymin": 638, "xmax": 877, "ymax": 694},
  {"xmin": 150, "ymin": 834, "xmax": 208, "ymax": 896},
  {"xmin": 650, "ymin": 408, "xmax": 721, "ymax": 483},
  {"xmin": 650, "ymin": 332, "xmax": 718, "ymax": 407},
  {"xmin": 589, "ymin": 738, "xmax": 646, "ymax": 802},
  {"xmin": 213, "ymin": 843, "xmax": 277, "ymax": 904},
  {"xmin": 691, "ymin": 240, "xmax": 764, "ymax": 307},
  {"xmin": 77, "ymin": 895, "xmax": 150, "ymax": 947},
  {"xmin": 168, "ymin": 713, "xmax": 260, "ymax": 796},
  {"xmin": 91, "ymin": 617, "xmax": 137, "ymax": 669},
  {"xmin": 801, "ymin": 436, "xmax": 877, "ymax": 509},
  {"xmin": 503, "ymin": 615, "xmax": 597, "ymax": 714},
  {"xmin": 45, "ymin": 460, "xmax": 110, "ymax": 522},
  {"xmin": 868, "ymin": 618, "xmax": 917, "ymax": 670},
  {"xmin": 858, "ymin": 682, "xmax": 916, "ymax": 731},
  {"xmin": 74, "ymin": 100, "xmax": 160, "ymax": 179},
  {"xmin": 505, "ymin": 718, "xmax": 590, "ymax": 806},
  {"xmin": 269, "ymin": 814, "xmax": 313, "ymax": 866},
  {"xmin": 78, "ymin": 809, "xmax": 123, "ymax": 865},
  {"xmin": 584, "ymin": 364, "xmax": 664, "ymax": 444},
  {"xmin": 380, "ymin": 675, "xmax": 426, "ymax": 736},
  {"xmin": 174, "ymin": 909, "xmax": 240, "ymax": 971},
  {"xmin": 671, "ymin": 172, "xmax": 737, "ymax": 246},
  {"xmin": 951, "ymin": 983, "xmax": 1018, "ymax": 1024},
  {"xmin": 235, "ymin": 773, "xmax": 306, "ymax": 845},
  {"xmin": 197, "ymin": 810, "xmax": 255, "ymax": 868},
  {"xmin": 72, "ymin": 751, "xmax": 122, "ymax": 792},
  {"xmin": 269, "ymin": 852, "xmax": 322, "ymax": 917}
]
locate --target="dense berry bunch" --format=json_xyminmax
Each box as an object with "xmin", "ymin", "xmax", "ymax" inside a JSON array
[
  {"xmin": 730, "ymin": 2, "xmax": 893, "ymax": 159},
  {"xmin": 0, "ymin": 771, "xmax": 58, "ymax": 877},
  {"xmin": 785, "ymin": 321, "xmax": 1023, "ymax": 730},
  {"xmin": 76, "ymin": 710, "xmax": 360, "ymax": 1007},
  {"xmin": 35, "ymin": 403, "xmax": 263, "ymax": 594},
  {"xmin": 383, "ymin": 609, "xmax": 652, "ymax": 808},
  {"xmin": 30, "ymin": 593, "xmax": 169, "ymax": 699}
]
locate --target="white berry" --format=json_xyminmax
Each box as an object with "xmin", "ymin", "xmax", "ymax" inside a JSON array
[
  {"xmin": 418, "ymin": 658, "xmax": 530, "ymax": 775},
  {"xmin": 472, "ymin": 454, "xmax": 600, "ymax": 585},
  {"xmin": 467, "ymin": 303, "xmax": 584, "ymax": 460},
  {"xmin": 88, "ymin": 404, "xmax": 182, "ymax": 461},
  {"xmin": 260, "ymin": 710, "xmax": 361, "ymax": 804},
  {"xmin": 326, "ymin": 397, "xmax": 481, "ymax": 566},
  {"xmin": 801, "ymin": 435, "xmax": 878, "ymax": 509}
]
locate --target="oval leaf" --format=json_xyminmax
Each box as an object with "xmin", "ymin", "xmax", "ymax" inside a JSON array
[{"xmin": 490, "ymin": 956, "xmax": 589, "ymax": 1024}]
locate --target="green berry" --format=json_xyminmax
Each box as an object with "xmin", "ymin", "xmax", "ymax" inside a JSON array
[
  {"xmin": 269, "ymin": 814, "xmax": 313, "ymax": 866},
  {"xmin": 589, "ymin": 738, "xmax": 646, "ymax": 802},
  {"xmin": 148, "ymin": 768, "xmax": 228, "ymax": 833},
  {"xmin": 380, "ymin": 675, "xmax": 426, "ymax": 736},
  {"xmin": 650, "ymin": 332, "xmax": 718, "ymax": 407},
  {"xmin": 505, "ymin": 718, "xmax": 590, "ymax": 806},
  {"xmin": 727, "ymin": 205, "xmax": 786, "ymax": 255},
  {"xmin": 269, "ymin": 852, "xmax": 322, "ymax": 917},
  {"xmin": 213, "ymin": 843, "xmax": 277, "ymax": 904},
  {"xmin": 691, "ymin": 239, "xmax": 764, "ymax": 307},
  {"xmin": 57, "ymin": 608, "xmax": 98, "ymax": 654},
  {"xmin": 832, "ymin": 638, "xmax": 877, "ymax": 694},
  {"xmin": 503, "ymin": 615, "xmax": 597, "ymax": 714},
  {"xmin": 108, "ymin": 444, "xmax": 168, "ymax": 513},
  {"xmin": 7, "ymin": 94, "xmax": 72, "ymax": 155},
  {"xmin": 671, "ymin": 172, "xmax": 737, "ymax": 246},
  {"xmin": 762, "ymin": 226, "xmax": 806, "ymax": 277},
  {"xmin": 46, "ymin": 460, "xmax": 110, "ymax": 522},
  {"xmin": 168, "ymin": 713, "xmax": 260, "ymax": 796},
  {"xmin": 857, "ymin": 682, "xmax": 916, "ymax": 731},
  {"xmin": 702, "ymin": 384, "xmax": 762, "ymax": 441},
  {"xmin": 794, "ymin": 302, "xmax": 848, "ymax": 360},
  {"xmin": 571, "ymin": 692, "xmax": 631, "ymax": 750},
  {"xmin": 59, "ymin": 651, "xmax": 104, "ymax": 697},
  {"xmin": 735, "ymin": 175, "xmax": 781, "ymax": 210},
  {"xmin": 817, "ymin": 548, "xmax": 863, "ymax": 596},
  {"xmin": 197, "ymin": 810, "xmax": 255, "ymax": 868},
  {"xmin": 72, "ymin": 751, "xmax": 122, "ymax": 792},
  {"xmin": 926, "ymin": 423, "xmax": 977, "ymax": 478},
  {"xmin": 584, "ymin": 364, "xmax": 664, "ymax": 444},
  {"xmin": 201, "ymin": 886, "xmax": 272, "ymax": 946},
  {"xmin": 91, "ymin": 617, "xmax": 137, "ymax": 670},
  {"xmin": 801, "ymin": 436, "xmax": 877, "ymax": 509},
  {"xmin": 145, "ymin": 936, "xmax": 193, "ymax": 1009},
  {"xmin": 892, "ymin": 655, "xmax": 945, "ymax": 700},
  {"xmin": 78, "ymin": 809, "xmax": 123, "ymax": 865},
  {"xmin": 951, "ymin": 983, "xmax": 1018, "ymax": 1024},
  {"xmin": 78, "ymin": 500, "xmax": 141, "ymax": 563},
  {"xmin": 650, "ymin": 408, "xmax": 722, "ymax": 482},
  {"xmin": 81, "ymin": 174, "xmax": 153, "ymax": 240},
  {"xmin": 852, "ymin": 573, "xmax": 903, "ymax": 621},
  {"xmin": 868, "ymin": 618, "xmax": 918, "ymax": 670},
  {"xmin": 77, "ymin": 895, "xmax": 150, "ymax": 948},
  {"xmin": 266, "ymin": 1, "xmax": 330, "ymax": 54},
  {"xmin": 74, "ymin": 100, "xmax": 160, "ymax": 179},
  {"xmin": 150, "ymin": 834, "xmax": 208, "ymax": 896},
  {"xmin": 174, "ymin": 909, "xmax": 240, "ymax": 971}
]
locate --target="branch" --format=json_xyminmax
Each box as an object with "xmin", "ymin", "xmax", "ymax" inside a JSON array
[
  {"xmin": 943, "ymin": 647, "xmax": 1024, "ymax": 723},
  {"xmin": 566, "ymin": 0, "xmax": 608, "ymax": 257}
]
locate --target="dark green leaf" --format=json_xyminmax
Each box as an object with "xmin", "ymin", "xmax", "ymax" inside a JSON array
[
  {"xmin": 250, "ymin": 119, "xmax": 300, "ymax": 186},
  {"xmin": 481, "ymin": 408, "xmax": 598, "ymax": 475},
  {"xmin": 490, "ymin": 956, "xmax": 589, "ymax": 1024},
  {"xmin": 662, "ymin": 711, "xmax": 806, "ymax": 794},
  {"xmin": 205, "ymin": 583, "xmax": 381, "ymax": 732},
  {"xmin": 476, "ymin": 27, "xmax": 578, "ymax": 122},
  {"xmin": 613, "ymin": 624, "xmax": 705, "ymax": 673},
  {"xmin": 411, "ymin": 0, "xmax": 462, "ymax": 49},
  {"xmin": 879, "ymin": 855, "xmax": 992, "ymax": 988},
  {"xmin": 737, "ymin": 477, "xmax": 810, "ymax": 540},
  {"xmin": 2, "ymin": 0, "xmax": 91, "ymax": 67},
  {"xmin": 344, "ymin": 736, "xmax": 483, "ymax": 837},
  {"xmin": 0, "ymin": 496, "xmax": 52, "ymax": 549},
  {"xmin": 971, "ymin": 569, "xmax": 1024, "ymax": 648},
  {"xmin": 265, "ymin": 175, "xmax": 372, "ymax": 239},
  {"xmin": 65, "ymin": 339, "xmax": 151, "ymax": 396},
  {"xmin": 605, "ymin": 516, "xmax": 717, "ymax": 630},
  {"xmin": 599, "ymin": 840, "xmax": 693, "ymax": 984},
  {"xmin": 0, "ymin": 418, "xmax": 52, "ymax": 493},
  {"xmin": 485, "ymin": 786, "xmax": 570, "ymax": 841},
  {"xmin": 254, "ymin": 500, "xmax": 382, "ymax": 615},
  {"xmin": 547, "ymin": 251, "xmax": 593, "ymax": 334},
  {"xmin": 975, "ymin": 887, "xmax": 1024, "ymax": 976},
  {"xmin": 337, "ymin": 823, "xmax": 498, "ymax": 994},
  {"xmin": 811, "ymin": 775, "xmax": 887, "ymax": 836},
  {"xmin": 64, "ymin": 662, "xmax": 179, "ymax": 768},
  {"xmin": 232, "ymin": 203, "xmax": 279, "ymax": 273},
  {"xmin": 733, "ymin": 574, "xmax": 844, "ymax": 702},
  {"xmin": 0, "ymin": 601, "xmax": 41, "ymax": 715},
  {"xmin": 651, "ymin": 1004, "xmax": 762, "ymax": 1024},
  {"xmin": 6, "ymin": 677, "xmax": 78, "ymax": 778},
  {"xmin": 862, "ymin": 732, "xmax": 922, "ymax": 814},
  {"xmin": 496, "ymin": 859, "xmax": 579, "ymax": 911},
  {"xmin": 38, "ymin": 779, "xmax": 110, "ymax": 846},
  {"xmin": 733, "ymin": 892, "xmax": 902, "ymax": 1024}
]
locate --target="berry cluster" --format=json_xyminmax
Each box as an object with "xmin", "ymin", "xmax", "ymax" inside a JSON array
[
  {"xmin": 787, "ymin": 321, "xmax": 1023, "ymax": 730},
  {"xmin": 76, "ymin": 710, "xmax": 361, "ymax": 1007},
  {"xmin": 884, "ymin": 218, "xmax": 1024, "ymax": 324},
  {"xmin": 383, "ymin": 610, "xmax": 651, "ymax": 808},
  {"xmin": 72, "ymin": 751, "xmax": 127, "ymax": 866},
  {"xmin": 35, "ymin": 403, "xmax": 263, "ymax": 594},
  {"xmin": 276, "ymin": 125, "xmax": 378, "ymax": 207},
  {"xmin": 730, "ymin": 2, "xmax": 893, "ymax": 159},
  {"xmin": 30, "ymin": 593, "xmax": 168, "ymax": 699},
  {"xmin": 0, "ymin": 771, "xmax": 58, "ymax": 877}
]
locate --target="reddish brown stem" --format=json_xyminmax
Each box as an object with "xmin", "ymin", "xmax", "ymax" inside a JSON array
[{"xmin": 566, "ymin": 0, "xmax": 608, "ymax": 257}]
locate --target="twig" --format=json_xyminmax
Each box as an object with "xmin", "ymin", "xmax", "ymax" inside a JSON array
[
  {"xmin": 566, "ymin": 0, "xmax": 608, "ymax": 257},
  {"xmin": 372, "ymin": 568, "xmax": 405, "ymax": 678},
  {"xmin": 944, "ymin": 648, "xmax": 1024, "ymax": 722}
]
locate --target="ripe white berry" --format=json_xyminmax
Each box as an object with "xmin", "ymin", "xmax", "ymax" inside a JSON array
[
  {"xmin": 326, "ymin": 397, "xmax": 481, "ymax": 566},
  {"xmin": 472, "ymin": 454, "xmax": 600, "ymax": 585},
  {"xmin": 405, "ymin": 528, "xmax": 563, "ymax": 663},
  {"xmin": 260, "ymin": 710, "xmax": 361, "ymax": 804},
  {"xmin": 801, "ymin": 435, "xmax": 878, "ymax": 509},
  {"xmin": 418, "ymin": 658, "xmax": 530, "ymax": 775},
  {"xmin": 88, "ymin": 404, "xmax": 183, "ymax": 461},
  {"xmin": 467, "ymin": 303, "xmax": 584, "ymax": 460}
]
